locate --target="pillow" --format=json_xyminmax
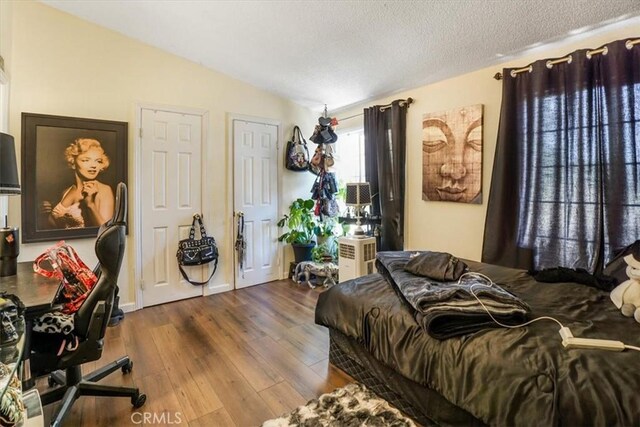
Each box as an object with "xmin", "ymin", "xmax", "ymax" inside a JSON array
[{"xmin": 404, "ymin": 251, "xmax": 468, "ymax": 282}]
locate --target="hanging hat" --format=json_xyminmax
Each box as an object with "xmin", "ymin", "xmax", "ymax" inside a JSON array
[
  {"xmin": 320, "ymin": 126, "xmax": 338, "ymax": 144},
  {"xmin": 318, "ymin": 116, "xmax": 332, "ymax": 127}
]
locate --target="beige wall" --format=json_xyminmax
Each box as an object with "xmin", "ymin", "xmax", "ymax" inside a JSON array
[
  {"xmin": 7, "ymin": 1, "xmax": 315, "ymax": 308},
  {"xmin": 0, "ymin": 0, "xmax": 11, "ymax": 72},
  {"xmin": 333, "ymin": 16, "xmax": 640, "ymax": 262},
  {"xmin": 5, "ymin": 2, "xmax": 639, "ymax": 308}
]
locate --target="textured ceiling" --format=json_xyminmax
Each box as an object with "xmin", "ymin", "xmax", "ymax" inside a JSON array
[{"xmin": 42, "ymin": 0, "xmax": 640, "ymax": 111}]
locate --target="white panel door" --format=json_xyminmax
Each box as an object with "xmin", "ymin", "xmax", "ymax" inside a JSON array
[
  {"xmin": 233, "ymin": 120, "xmax": 279, "ymax": 288},
  {"xmin": 141, "ymin": 109, "xmax": 204, "ymax": 306}
]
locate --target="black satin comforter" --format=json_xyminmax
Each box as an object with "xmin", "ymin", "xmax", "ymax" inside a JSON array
[{"xmin": 315, "ymin": 260, "xmax": 640, "ymax": 426}]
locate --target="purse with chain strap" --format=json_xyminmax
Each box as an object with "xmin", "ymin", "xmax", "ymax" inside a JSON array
[{"xmin": 176, "ymin": 213, "xmax": 219, "ymax": 285}]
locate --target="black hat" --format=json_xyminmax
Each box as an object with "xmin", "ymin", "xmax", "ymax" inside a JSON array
[
  {"xmin": 318, "ymin": 117, "xmax": 332, "ymax": 127},
  {"xmin": 320, "ymin": 126, "xmax": 338, "ymax": 144}
]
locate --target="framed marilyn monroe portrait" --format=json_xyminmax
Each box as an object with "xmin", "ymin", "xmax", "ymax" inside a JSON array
[{"xmin": 21, "ymin": 113, "xmax": 128, "ymax": 242}]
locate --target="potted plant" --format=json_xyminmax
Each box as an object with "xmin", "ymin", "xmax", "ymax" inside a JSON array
[
  {"xmin": 277, "ymin": 198, "xmax": 317, "ymax": 263},
  {"xmin": 312, "ymin": 241, "xmax": 338, "ymax": 263},
  {"xmin": 312, "ymin": 216, "xmax": 347, "ymax": 263}
]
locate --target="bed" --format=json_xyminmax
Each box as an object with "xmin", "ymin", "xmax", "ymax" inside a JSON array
[{"xmin": 315, "ymin": 251, "xmax": 640, "ymax": 426}]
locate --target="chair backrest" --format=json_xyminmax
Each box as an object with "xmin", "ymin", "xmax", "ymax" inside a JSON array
[{"xmin": 74, "ymin": 183, "xmax": 127, "ymax": 338}]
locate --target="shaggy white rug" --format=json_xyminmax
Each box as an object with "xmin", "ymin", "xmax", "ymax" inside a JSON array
[{"xmin": 262, "ymin": 383, "xmax": 417, "ymax": 427}]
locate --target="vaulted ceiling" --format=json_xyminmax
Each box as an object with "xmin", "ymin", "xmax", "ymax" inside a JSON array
[{"xmin": 42, "ymin": 0, "xmax": 640, "ymax": 111}]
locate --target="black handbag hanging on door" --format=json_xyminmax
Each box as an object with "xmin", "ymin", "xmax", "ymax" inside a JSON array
[{"xmin": 176, "ymin": 213, "xmax": 219, "ymax": 285}]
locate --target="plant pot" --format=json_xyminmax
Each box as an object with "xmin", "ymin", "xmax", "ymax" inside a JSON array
[
  {"xmin": 316, "ymin": 235, "xmax": 329, "ymax": 247},
  {"xmin": 292, "ymin": 242, "xmax": 316, "ymax": 263},
  {"xmin": 321, "ymin": 254, "xmax": 334, "ymax": 263}
]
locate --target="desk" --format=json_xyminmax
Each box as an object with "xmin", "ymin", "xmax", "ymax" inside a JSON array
[
  {"xmin": 0, "ymin": 263, "xmax": 60, "ymax": 313},
  {"xmin": 0, "ymin": 262, "xmax": 61, "ymax": 389}
]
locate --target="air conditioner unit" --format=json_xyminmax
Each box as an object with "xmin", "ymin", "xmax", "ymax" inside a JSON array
[{"xmin": 338, "ymin": 236, "xmax": 377, "ymax": 282}]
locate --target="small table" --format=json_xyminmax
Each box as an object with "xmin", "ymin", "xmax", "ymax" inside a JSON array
[{"xmin": 0, "ymin": 262, "xmax": 61, "ymax": 389}]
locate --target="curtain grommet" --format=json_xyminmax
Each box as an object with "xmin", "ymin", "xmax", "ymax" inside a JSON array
[
  {"xmin": 510, "ymin": 65, "xmax": 532, "ymax": 78},
  {"xmin": 587, "ymin": 47, "xmax": 608, "ymax": 59},
  {"xmin": 626, "ymin": 40, "xmax": 634, "ymax": 50},
  {"xmin": 546, "ymin": 60, "xmax": 553, "ymax": 69}
]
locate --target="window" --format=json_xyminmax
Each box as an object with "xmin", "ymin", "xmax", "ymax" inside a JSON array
[
  {"xmin": 515, "ymin": 82, "xmax": 640, "ymax": 269},
  {"xmin": 333, "ymin": 128, "xmax": 366, "ymax": 220},
  {"xmin": 334, "ymin": 128, "xmax": 365, "ymax": 184}
]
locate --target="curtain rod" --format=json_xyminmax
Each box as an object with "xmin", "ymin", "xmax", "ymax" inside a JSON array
[
  {"xmin": 493, "ymin": 37, "xmax": 640, "ymax": 81},
  {"xmin": 337, "ymin": 97, "xmax": 414, "ymax": 122}
]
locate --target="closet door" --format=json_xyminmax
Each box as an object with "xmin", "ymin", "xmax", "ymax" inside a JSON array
[
  {"xmin": 233, "ymin": 119, "xmax": 279, "ymax": 288},
  {"xmin": 140, "ymin": 108, "xmax": 205, "ymax": 306}
]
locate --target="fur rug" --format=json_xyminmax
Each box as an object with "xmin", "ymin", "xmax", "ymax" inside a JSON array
[{"xmin": 262, "ymin": 383, "xmax": 416, "ymax": 427}]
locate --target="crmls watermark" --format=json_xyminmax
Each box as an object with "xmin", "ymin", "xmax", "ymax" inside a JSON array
[{"xmin": 131, "ymin": 411, "xmax": 183, "ymax": 425}]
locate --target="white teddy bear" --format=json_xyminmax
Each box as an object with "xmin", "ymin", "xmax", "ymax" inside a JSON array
[{"xmin": 610, "ymin": 254, "xmax": 640, "ymax": 323}]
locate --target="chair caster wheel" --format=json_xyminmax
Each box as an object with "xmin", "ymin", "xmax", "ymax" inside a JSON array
[
  {"xmin": 47, "ymin": 376, "xmax": 56, "ymax": 387},
  {"xmin": 122, "ymin": 361, "xmax": 133, "ymax": 374},
  {"xmin": 132, "ymin": 393, "xmax": 147, "ymax": 409}
]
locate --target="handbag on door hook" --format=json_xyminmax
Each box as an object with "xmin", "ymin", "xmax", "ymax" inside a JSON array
[{"xmin": 176, "ymin": 214, "xmax": 219, "ymax": 286}]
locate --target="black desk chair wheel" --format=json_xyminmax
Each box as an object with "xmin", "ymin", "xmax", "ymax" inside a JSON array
[{"xmin": 30, "ymin": 183, "xmax": 146, "ymax": 426}]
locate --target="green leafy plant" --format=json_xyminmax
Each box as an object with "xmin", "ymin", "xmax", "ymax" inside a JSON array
[
  {"xmin": 277, "ymin": 198, "xmax": 316, "ymax": 244},
  {"xmin": 312, "ymin": 241, "xmax": 338, "ymax": 263},
  {"xmin": 311, "ymin": 216, "xmax": 347, "ymax": 262},
  {"xmin": 313, "ymin": 216, "xmax": 341, "ymax": 238}
]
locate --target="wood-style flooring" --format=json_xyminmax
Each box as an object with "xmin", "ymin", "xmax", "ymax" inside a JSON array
[{"xmin": 39, "ymin": 279, "xmax": 353, "ymax": 426}]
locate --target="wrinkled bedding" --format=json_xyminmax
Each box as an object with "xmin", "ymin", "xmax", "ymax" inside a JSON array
[
  {"xmin": 315, "ymin": 260, "xmax": 640, "ymax": 426},
  {"xmin": 376, "ymin": 251, "xmax": 530, "ymax": 339}
]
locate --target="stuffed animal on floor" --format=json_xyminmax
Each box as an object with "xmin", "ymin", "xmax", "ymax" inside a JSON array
[
  {"xmin": 610, "ymin": 254, "xmax": 640, "ymax": 323},
  {"xmin": 294, "ymin": 261, "xmax": 339, "ymax": 289}
]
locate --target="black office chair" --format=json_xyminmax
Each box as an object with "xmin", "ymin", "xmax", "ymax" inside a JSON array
[
  {"xmin": 31, "ymin": 183, "xmax": 146, "ymax": 426},
  {"xmin": 94, "ymin": 197, "xmax": 125, "ymax": 328}
]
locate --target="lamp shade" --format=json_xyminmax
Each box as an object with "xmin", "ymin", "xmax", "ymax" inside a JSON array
[
  {"xmin": 345, "ymin": 182, "xmax": 371, "ymax": 206},
  {"xmin": 0, "ymin": 133, "xmax": 20, "ymax": 195}
]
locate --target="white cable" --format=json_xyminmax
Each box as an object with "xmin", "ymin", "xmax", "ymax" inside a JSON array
[
  {"xmin": 459, "ymin": 272, "xmax": 566, "ymax": 329},
  {"xmin": 460, "ymin": 272, "xmax": 640, "ymax": 353}
]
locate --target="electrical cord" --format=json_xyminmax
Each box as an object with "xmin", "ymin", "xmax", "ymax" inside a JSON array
[
  {"xmin": 460, "ymin": 272, "xmax": 566, "ymax": 330},
  {"xmin": 459, "ymin": 272, "xmax": 639, "ymax": 353}
]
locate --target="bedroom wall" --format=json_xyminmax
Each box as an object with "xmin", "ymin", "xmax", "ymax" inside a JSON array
[
  {"xmin": 0, "ymin": 0, "xmax": 11, "ymax": 71},
  {"xmin": 333, "ymin": 16, "xmax": 640, "ymax": 262},
  {"xmin": 6, "ymin": 1, "xmax": 316, "ymax": 308}
]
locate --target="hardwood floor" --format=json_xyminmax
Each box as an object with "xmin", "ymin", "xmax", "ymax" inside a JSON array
[{"xmin": 39, "ymin": 279, "xmax": 353, "ymax": 426}]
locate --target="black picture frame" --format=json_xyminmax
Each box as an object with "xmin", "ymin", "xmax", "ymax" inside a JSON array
[{"xmin": 21, "ymin": 113, "xmax": 128, "ymax": 243}]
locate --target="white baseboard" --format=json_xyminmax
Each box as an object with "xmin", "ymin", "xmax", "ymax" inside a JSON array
[
  {"xmin": 122, "ymin": 284, "xmax": 232, "ymax": 310},
  {"xmin": 207, "ymin": 282, "xmax": 232, "ymax": 295},
  {"xmin": 120, "ymin": 302, "xmax": 137, "ymax": 313}
]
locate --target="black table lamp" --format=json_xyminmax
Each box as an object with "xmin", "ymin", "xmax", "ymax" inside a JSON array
[
  {"xmin": 0, "ymin": 132, "xmax": 21, "ymax": 277},
  {"xmin": 345, "ymin": 182, "xmax": 372, "ymax": 237}
]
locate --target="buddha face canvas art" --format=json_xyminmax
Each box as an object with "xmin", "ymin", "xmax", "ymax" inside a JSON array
[{"xmin": 422, "ymin": 104, "xmax": 483, "ymax": 204}]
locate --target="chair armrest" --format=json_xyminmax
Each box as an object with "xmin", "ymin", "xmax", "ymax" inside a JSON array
[{"xmin": 85, "ymin": 301, "xmax": 108, "ymax": 343}]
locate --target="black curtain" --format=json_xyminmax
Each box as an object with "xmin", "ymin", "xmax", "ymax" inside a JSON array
[
  {"xmin": 364, "ymin": 100, "xmax": 408, "ymax": 251},
  {"xmin": 483, "ymin": 38, "xmax": 640, "ymax": 273}
]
